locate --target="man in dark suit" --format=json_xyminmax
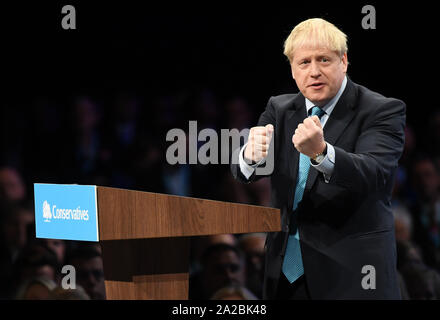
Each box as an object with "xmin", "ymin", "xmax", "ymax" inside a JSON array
[{"xmin": 231, "ymin": 18, "xmax": 406, "ymax": 299}]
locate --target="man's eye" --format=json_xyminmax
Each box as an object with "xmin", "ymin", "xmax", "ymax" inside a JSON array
[{"xmin": 321, "ymin": 58, "xmax": 330, "ymax": 62}]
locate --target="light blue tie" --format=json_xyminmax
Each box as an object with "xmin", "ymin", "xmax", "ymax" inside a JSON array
[{"xmin": 282, "ymin": 106, "xmax": 325, "ymax": 283}]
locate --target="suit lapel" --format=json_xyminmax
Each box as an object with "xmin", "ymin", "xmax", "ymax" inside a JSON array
[
  {"xmin": 304, "ymin": 78, "xmax": 358, "ymax": 191},
  {"xmin": 322, "ymin": 78, "xmax": 358, "ymax": 146}
]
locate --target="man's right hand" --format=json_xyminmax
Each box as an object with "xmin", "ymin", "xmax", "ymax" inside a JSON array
[{"xmin": 244, "ymin": 124, "xmax": 274, "ymax": 164}]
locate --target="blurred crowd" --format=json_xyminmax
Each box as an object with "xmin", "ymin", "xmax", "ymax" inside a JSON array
[{"xmin": 0, "ymin": 88, "xmax": 440, "ymax": 299}]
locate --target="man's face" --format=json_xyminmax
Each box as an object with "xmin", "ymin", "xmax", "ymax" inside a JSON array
[
  {"xmin": 202, "ymin": 250, "xmax": 246, "ymax": 298},
  {"xmin": 44, "ymin": 239, "xmax": 66, "ymax": 264},
  {"xmin": 291, "ymin": 47, "xmax": 348, "ymax": 106},
  {"xmin": 240, "ymin": 236, "xmax": 265, "ymax": 272},
  {"xmin": 2, "ymin": 209, "xmax": 34, "ymax": 250},
  {"xmin": 0, "ymin": 168, "xmax": 26, "ymax": 201},
  {"xmin": 75, "ymin": 256, "xmax": 106, "ymax": 300},
  {"xmin": 413, "ymin": 160, "xmax": 440, "ymax": 201}
]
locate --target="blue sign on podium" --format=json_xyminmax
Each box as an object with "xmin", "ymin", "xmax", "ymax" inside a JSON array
[{"xmin": 34, "ymin": 183, "xmax": 99, "ymax": 241}]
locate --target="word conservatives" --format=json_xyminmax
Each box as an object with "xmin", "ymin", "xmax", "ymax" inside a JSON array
[{"xmin": 51, "ymin": 205, "xmax": 89, "ymax": 221}]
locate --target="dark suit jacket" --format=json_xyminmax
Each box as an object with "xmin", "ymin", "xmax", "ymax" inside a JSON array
[{"xmin": 231, "ymin": 78, "xmax": 406, "ymax": 299}]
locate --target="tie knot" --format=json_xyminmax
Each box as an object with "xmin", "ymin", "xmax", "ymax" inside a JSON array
[{"xmin": 310, "ymin": 106, "xmax": 325, "ymax": 118}]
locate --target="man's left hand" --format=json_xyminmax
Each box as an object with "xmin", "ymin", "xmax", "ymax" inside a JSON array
[{"xmin": 292, "ymin": 115, "xmax": 326, "ymax": 158}]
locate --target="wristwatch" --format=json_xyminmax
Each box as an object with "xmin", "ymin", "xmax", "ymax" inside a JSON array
[{"xmin": 312, "ymin": 144, "xmax": 327, "ymax": 164}]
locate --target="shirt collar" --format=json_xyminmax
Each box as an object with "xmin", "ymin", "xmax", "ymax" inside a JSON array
[{"xmin": 305, "ymin": 76, "xmax": 347, "ymax": 116}]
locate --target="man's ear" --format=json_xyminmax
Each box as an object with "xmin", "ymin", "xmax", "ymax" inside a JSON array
[
  {"xmin": 291, "ymin": 64, "xmax": 295, "ymax": 79},
  {"xmin": 341, "ymin": 52, "xmax": 348, "ymax": 73}
]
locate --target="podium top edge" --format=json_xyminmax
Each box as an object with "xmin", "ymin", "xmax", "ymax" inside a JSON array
[
  {"xmin": 33, "ymin": 183, "xmax": 279, "ymax": 212},
  {"xmin": 97, "ymin": 185, "xmax": 279, "ymax": 211}
]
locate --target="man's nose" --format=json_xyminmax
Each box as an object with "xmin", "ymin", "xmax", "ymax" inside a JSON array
[
  {"xmin": 225, "ymin": 268, "xmax": 236, "ymax": 280},
  {"xmin": 220, "ymin": 265, "xmax": 238, "ymax": 279},
  {"xmin": 310, "ymin": 61, "xmax": 321, "ymax": 77},
  {"xmin": 84, "ymin": 274, "xmax": 95, "ymax": 285},
  {"xmin": 81, "ymin": 272, "xmax": 98, "ymax": 286}
]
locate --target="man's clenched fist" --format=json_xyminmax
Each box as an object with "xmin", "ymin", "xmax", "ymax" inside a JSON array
[
  {"xmin": 292, "ymin": 115, "xmax": 326, "ymax": 158},
  {"xmin": 244, "ymin": 124, "xmax": 274, "ymax": 164}
]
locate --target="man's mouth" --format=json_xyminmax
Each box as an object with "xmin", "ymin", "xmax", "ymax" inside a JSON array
[{"xmin": 309, "ymin": 82, "xmax": 325, "ymax": 89}]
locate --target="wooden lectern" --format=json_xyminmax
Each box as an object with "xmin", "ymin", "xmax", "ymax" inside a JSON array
[{"xmin": 95, "ymin": 186, "xmax": 280, "ymax": 300}]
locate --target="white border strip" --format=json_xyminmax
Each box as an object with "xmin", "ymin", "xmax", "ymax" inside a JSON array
[{"xmin": 94, "ymin": 185, "xmax": 99, "ymax": 241}]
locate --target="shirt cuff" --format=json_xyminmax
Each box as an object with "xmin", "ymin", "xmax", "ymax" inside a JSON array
[
  {"xmin": 239, "ymin": 143, "xmax": 266, "ymax": 180},
  {"xmin": 311, "ymin": 142, "xmax": 335, "ymax": 183}
]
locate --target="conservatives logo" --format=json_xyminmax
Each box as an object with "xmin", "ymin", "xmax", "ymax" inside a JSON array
[
  {"xmin": 43, "ymin": 200, "xmax": 52, "ymax": 222},
  {"xmin": 41, "ymin": 200, "xmax": 89, "ymax": 223}
]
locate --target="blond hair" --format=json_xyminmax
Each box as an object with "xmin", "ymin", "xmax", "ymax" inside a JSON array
[{"xmin": 283, "ymin": 18, "xmax": 348, "ymax": 63}]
